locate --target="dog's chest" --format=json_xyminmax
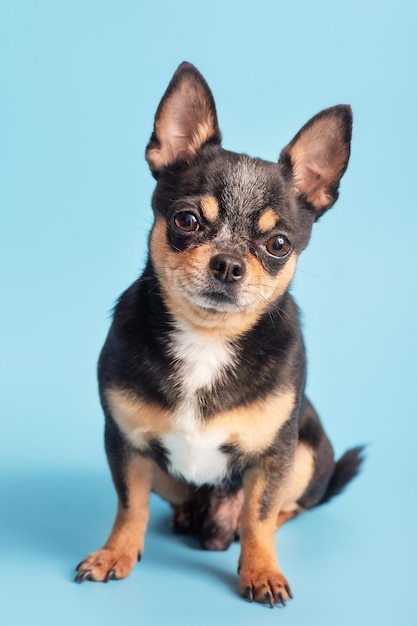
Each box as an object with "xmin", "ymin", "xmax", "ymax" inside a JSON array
[
  {"xmin": 169, "ymin": 322, "xmax": 233, "ymax": 398},
  {"xmin": 161, "ymin": 323, "xmax": 234, "ymax": 485}
]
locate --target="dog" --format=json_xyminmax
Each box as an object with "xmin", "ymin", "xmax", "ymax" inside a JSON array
[{"xmin": 75, "ymin": 62, "xmax": 363, "ymax": 607}]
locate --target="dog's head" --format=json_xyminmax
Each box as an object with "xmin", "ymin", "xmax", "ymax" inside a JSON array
[{"xmin": 145, "ymin": 63, "xmax": 352, "ymax": 334}]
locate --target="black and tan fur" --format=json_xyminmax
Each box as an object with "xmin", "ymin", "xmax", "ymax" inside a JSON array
[{"xmin": 75, "ymin": 62, "xmax": 363, "ymax": 606}]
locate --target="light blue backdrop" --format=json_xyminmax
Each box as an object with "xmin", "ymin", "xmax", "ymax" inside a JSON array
[{"xmin": 1, "ymin": 1, "xmax": 416, "ymax": 624}]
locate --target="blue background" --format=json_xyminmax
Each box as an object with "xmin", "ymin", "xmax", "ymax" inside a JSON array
[{"xmin": 1, "ymin": 1, "xmax": 416, "ymax": 624}]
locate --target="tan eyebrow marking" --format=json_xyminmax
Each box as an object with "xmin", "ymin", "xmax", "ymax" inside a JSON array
[
  {"xmin": 200, "ymin": 196, "xmax": 220, "ymax": 222},
  {"xmin": 257, "ymin": 208, "xmax": 279, "ymax": 233}
]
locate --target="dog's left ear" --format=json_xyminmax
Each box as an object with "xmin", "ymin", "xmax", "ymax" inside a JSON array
[
  {"xmin": 146, "ymin": 62, "xmax": 221, "ymax": 176},
  {"xmin": 279, "ymin": 105, "xmax": 352, "ymax": 218}
]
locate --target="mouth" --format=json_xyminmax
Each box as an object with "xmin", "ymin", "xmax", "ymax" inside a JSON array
[{"xmin": 185, "ymin": 288, "xmax": 242, "ymax": 313}]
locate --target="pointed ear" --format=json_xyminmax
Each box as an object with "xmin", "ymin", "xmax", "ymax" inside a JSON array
[
  {"xmin": 279, "ymin": 105, "xmax": 352, "ymax": 216},
  {"xmin": 146, "ymin": 62, "xmax": 221, "ymax": 175}
]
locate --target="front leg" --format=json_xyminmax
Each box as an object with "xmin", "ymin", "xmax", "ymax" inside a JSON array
[
  {"xmin": 238, "ymin": 420, "xmax": 297, "ymax": 607},
  {"xmin": 75, "ymin": 418, "xmax": 152, "ymax": 582}
]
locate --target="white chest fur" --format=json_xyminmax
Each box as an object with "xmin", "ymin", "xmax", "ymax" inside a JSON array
[
  {"xmin": 169, "ymin": 321, "xmax": 234, "ymax": 397},
  {"xmin": 163, "ymin": 322, "xmax": 235, "ymax": 485},
  {"xmin": 162, "ymin": 421, "xmax": 230, "ymax": 485}
]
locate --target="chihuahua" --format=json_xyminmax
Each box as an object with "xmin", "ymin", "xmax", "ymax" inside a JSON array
[{"xmin": 75, "ymin": 62, "xmax": 363, "ymax": 607}]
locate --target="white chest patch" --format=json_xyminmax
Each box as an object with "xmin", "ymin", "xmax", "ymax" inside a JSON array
[
  {"xmin": 163, "ymin": 322, "xmax": 235, "ymax": 485},
  {"xmin": 162, "ymin": 427, "xmax": 229, "ymax": 485},
  {"xmin": 170, "ymin": 321, "xmax": 233, "ymax": 398}
]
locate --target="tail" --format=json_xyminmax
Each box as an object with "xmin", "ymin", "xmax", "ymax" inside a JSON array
[{"xmin": 318, "ymin": 445, "xmax": 365, "ymax": 506}]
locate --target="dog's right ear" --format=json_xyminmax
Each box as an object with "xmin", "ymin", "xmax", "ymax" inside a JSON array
[{"xmin": 146, "ymin": 62, "xmax": 221, "ymax": 176}]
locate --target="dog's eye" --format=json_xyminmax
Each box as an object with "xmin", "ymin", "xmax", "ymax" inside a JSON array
[
  {"xmin": 174, "ymin": 212, "xmax": 200, "ymax": 233},
  {"xmin": 265, "ymin": 235, "xmax": 292, "ymax": 258}
]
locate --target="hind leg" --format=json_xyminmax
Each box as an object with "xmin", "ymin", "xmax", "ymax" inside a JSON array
[
  {"xmin": 276, "ymin": 510, "xmax": 299, "ymax": 528},
  {"xmin": 276, "ymin": 438, "xmax": 315, "ymax": 528},
  {"xmin": 277, "ymin": 397, "xmax": 335, "ymax": 526}
]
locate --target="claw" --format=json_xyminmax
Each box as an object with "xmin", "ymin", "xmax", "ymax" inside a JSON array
[
  {"xmin": 278, "ymin": 591, "xmax": 286, "ymax": 606},
  {"xmin": 104, "ymin": 569, "xmax": 116, "ymax": 583},
  {"xmin": 244, "ymin": 586, "xmax": 253, "ymax": 602},
  {"xmin": 285, "ymin": 583, "xmax": 293, "ymax": 599},
  {"xmin": 75, "ymin": 569, "xmax": 92, "ymax": 583},
  {"xmin": 75, "ymin": 562, "xmax": 83, "ymax": 572},
  {"xmin": 265, "ymin": 591, "xmax": 274, "ymax": 608}
]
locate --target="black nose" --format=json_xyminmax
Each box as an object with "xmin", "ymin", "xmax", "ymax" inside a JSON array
[{"xmin": 209, "ymin": 254, "xmax": 246, "ymax": 283}]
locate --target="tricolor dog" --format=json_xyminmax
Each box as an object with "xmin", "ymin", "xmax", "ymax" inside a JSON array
[{"xmin": 75, "ymin": 62, "xmax": 363, "ymax": 607}]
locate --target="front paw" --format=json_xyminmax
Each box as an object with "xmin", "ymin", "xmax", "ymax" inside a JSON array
[
  {"xmin": 239, "ymin": 565, "xmax": 293, "ymax": 607},
  {"xmin": 75, "ymin": 548, "xmax": 139, "ymax": 583}
]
